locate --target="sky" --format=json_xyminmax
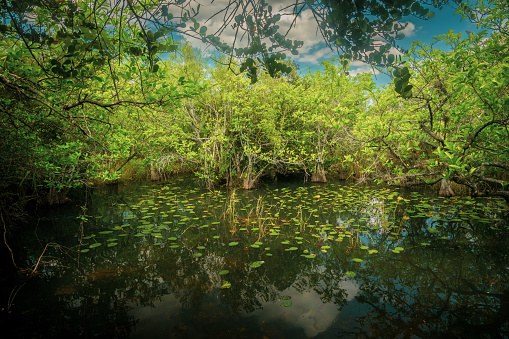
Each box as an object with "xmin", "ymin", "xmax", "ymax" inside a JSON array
[{"xmin": 175, "ymin": 0, "xmax": 483, "ymax": 86}]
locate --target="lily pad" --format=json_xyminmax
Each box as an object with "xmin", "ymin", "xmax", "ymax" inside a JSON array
[{"xmin": 250, "ymin": 261, "xmax": 264, "ymax": 268}]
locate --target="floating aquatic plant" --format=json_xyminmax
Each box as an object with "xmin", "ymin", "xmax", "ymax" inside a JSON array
[{"xmin": 250, "ymin": 261, "xmax": 264, "ymax": 268}]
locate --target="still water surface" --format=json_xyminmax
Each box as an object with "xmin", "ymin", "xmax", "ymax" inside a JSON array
[{"xmin": 6, "ymin": 177, "xmax": 509, "ymax": 338}]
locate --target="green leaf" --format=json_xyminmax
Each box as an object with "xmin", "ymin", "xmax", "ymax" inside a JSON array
[{"xmin": 249, "ymin": 260, "xmax": 264, "ymax": 268}]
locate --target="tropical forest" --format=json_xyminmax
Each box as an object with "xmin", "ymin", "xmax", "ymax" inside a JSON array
[{"xmin": 0, "ymin": 0, "xmax": 508, "ymax": 337}]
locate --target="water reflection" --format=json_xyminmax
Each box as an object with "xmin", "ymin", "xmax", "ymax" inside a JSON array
[{"xmin": 5, "ymin": 179, "xmax": 509, "ymax": 338}]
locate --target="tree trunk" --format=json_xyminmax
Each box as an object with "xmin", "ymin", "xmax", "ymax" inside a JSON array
[
  {"xmin": 150, "ymin": 163, "xmax": 160, "ymax": 181},
  {"xmin": 243, "ymin": 178, "xmax": 256, "ymax": 189},
  {"xmin": 46, "ymin": 188, "xmax": 70, "ymax": 206},
  {"xmin": 311, "ymin": 163, "xmax": 327, "ymax": 183},
  {"xmin": 439, "ymin": 178, "xmax": 455, "ymax": 197},
  {"xmin": 243, "ymin": 155, "xmax": 257, "ymax": 189}
]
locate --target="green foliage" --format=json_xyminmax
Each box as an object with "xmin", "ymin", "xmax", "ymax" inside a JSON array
[
  {"xmin": 1, "ymin": 0, "xmax": 508, "ymax": 211},
  {"xmin": 0, "ymin": 0, "xmax": 204, "ymax": 206},
  {"xmin": 364, "ymin": 25, "xmax": 509, "ymax": 200}
]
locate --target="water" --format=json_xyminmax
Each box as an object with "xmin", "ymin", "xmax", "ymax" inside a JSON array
[{"xmin": 4, "ymin": 177, "xmax": 509, "ymax": 338}]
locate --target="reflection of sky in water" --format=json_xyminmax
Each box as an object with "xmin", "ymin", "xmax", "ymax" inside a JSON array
[
  {"xmin": 127, "ymin": 278, "xmax": 360, "ymax": 338},
  {"xmin": 250, "ymin": 279, "xmax": 359, "ymax": 337},
  {"xmin": 129, "ymin": 294, "xmax": 182, "ymax": 338},
  {"xmin": 10, "ymin": 181, "xmax": 509, "ymax": 338}
]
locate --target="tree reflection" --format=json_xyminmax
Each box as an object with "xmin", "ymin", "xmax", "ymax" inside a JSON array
[{"xmin": 7, "ymin": 183, "xmax": 509, "ymax": 337}]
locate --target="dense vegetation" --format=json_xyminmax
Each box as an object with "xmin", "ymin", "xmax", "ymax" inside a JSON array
[{"xmin": 0, "ymin": 0, "xmax": 508, "ymax": 221}]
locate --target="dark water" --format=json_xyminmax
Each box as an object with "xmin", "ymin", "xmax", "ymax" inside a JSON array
[{"xmin": 4, "ymin": 177, "xmax": 509, "ymax": 338}]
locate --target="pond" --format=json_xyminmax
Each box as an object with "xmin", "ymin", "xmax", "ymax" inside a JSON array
[{"xmin": 4, "ymin": 176, "xmax": 509, "ymax": 338}]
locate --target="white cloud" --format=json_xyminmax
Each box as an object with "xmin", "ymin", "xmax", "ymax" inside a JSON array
[
  {"xmin": 349, "ymin": 60, "xmax": 380, "ymax": 76},
  {"xmin": 400, "ymin": 21, "xmax": 418, "ymax": 38},
  {"xmin": 296, "ymin": 47, "xmax": 336, "ymax": 64},
  {"xmin": 175, "ymin": 2, "xmax": 416, "ymax": 71},
  {"xmin": 182, "ymin": 2, "xmax": 324, "ymax": 60}
]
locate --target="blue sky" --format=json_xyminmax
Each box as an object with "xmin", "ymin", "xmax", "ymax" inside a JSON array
[{"xmin": 180, "ymin": 1, "xmax": 483, "ymax": 86}]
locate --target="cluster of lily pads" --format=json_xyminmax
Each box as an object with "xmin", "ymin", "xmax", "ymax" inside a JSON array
[{"xmin": 79, "ymin": 182, "xmax": 507, "ymax": 291}]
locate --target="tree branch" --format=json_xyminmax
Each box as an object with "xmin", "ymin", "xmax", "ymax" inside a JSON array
[
  {"xmin": 464, "ymin": 118, "xmax": 509, "ymax": 150},
  {"xmin": 61, "ymin": 98, "xmax": 158, "ymax": 110},
  {"xmin": 419, "ymin": 121, "xmax": 445, "ymax": 146}
]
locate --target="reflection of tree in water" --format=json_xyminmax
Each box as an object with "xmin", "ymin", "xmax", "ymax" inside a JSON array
[
  {"xmin": 348, "ymin": 224, "xmax": 509, "ymax": 338},
  {"xmin": 9, "ymin": 183, "xmax": 509, "ymax": 337},
  {"xmin": 10, "ymin": 233, "xmax": 354, "ymax": 337}
]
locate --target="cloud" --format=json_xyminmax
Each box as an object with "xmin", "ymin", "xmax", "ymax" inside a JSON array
[
  {"xmin": 295, "ymin": 47, "xmax": 336, "ymax": 64},
  {"xmin": 174, "ymin": 1, "xmax": 416, "ymax": 72},
  {"xmin": 400, "ymin": 21, "xmax": 418, "ymax": 38},
  {"xmin": 181, "ymin": 2, "xmax": 324, "ymax": 59},
  {"xmin": 348, "ymin": 60, "xmax": 380, "ymax": 76}
]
